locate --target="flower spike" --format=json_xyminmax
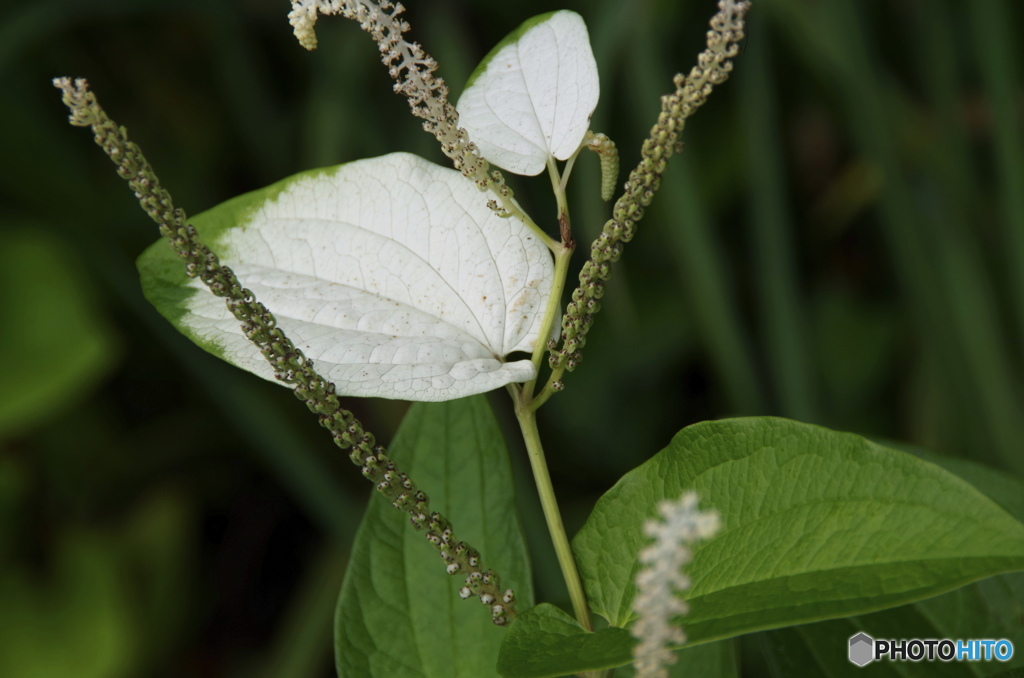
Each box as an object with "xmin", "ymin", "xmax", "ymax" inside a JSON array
[
  {"xmin": 53, "ymin": 76, "xmax": 518, "ymax": 626},
  {"xmin": 549, "ymin": 0, "xmax": 750, "ymax": 375},
  {"xmin": 285, "ymin": 0, "xmax": 553, "ymax": 245},
  {"xmin": 631, "ymin": 491, "xmax": 721, "ymax": 678}
]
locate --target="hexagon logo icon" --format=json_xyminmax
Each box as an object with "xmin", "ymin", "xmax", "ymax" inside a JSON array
[{"xmin": 849, "ymin": 632, "xmax": 874, "ymax": 667}]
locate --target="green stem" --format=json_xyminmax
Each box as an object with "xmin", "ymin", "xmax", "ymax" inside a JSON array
[
  {"xmin": 509, "ymin": 156, "xmax": 590, "ymax": 630},
  {"xmin": 530, "ymin": 364, "xmax": 567, "ymax": 412},
  {"xmin": 547, "ymin": 156, "xmax": 569, "ymax": 220},
  {"xmin": 558, "ymin": 143, "xmax": 586, "ymax": 194},
  {"xmin": 522, "ymin": 155, "xmax": 576, "ymax": 404},
  {"xmin": 514, "ymin": 399, "xmax": 592, "ymax": 631},
  {"xmin": 523, "ymin": 244, "xmax": 573, "ymax": 401},
  {"xmin": 489, "ymin": 183, "xmax": 560, "ymax": 253}
]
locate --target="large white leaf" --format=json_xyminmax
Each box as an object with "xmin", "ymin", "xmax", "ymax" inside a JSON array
[
  {"xmin": 138, "ymin": 152, "xmax": 554, "ymax": 401},
  {"xmin": 456, "ymin": 10, "xmax": 599, "ymax": 176}
]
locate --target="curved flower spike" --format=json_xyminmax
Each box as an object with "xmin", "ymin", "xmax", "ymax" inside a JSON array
[
  {"xmin": 138, "ymin": 153, "xmax": 554, "ymax": 401},
  {"xmin": 456, "ymin": 10, "xmax": 600, "ymax": 176}
]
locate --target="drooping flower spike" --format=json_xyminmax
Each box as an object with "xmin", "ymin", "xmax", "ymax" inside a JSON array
[{"xmin": 288, "ymin": 0, "xmax": 543, "ymax": 233}]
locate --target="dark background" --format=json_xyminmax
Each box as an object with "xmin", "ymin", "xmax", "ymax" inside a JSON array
[{"xmin": 2, "ymin": 0, "xmax": 1022, "ymax": 676}]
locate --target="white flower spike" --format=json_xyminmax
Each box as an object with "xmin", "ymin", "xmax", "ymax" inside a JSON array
[
  {"xmin": 456, "ymin": 10, "xmax": 600, "ymax": 176},
  {"xmin": 138, "ymin": 153, "xmax": 554, "ymax": 401},
  {"xmin": 631, "ymin": 491, "xmax": 721, "ymax": 678},
  {"xmin": 287, "ymin": 0, "xmax": 321, "ymax": 50}
]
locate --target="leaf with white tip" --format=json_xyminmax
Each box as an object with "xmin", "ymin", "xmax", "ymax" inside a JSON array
[
  {"xmin": 138, "ymin": 152, "xmax": 554, "ymax": 401},
  {"xmin": 457, "ymin": 10, "xmax": 600, "ymax": 176}
]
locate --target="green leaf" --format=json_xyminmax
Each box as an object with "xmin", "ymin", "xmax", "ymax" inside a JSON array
[
  {"xmin": 335, "ymin": 396, "xmax": 533, "ymax": 677},
  {"xmin": 0, "ymin": 229, "xmax": 116, "ymax": 437},
  {"xmin": 573, "ymin": 417, "xmax": 1024, "ymax": 646},
  {"xmin": 758, "ymin": 613, "xmax": 969, "ymax": 677},
  {"xmin": 498, "ymin": 604, "xmax": 740, "ymax": 678},
  {"xmin": 915, "ymin": 572, "xmax": 1024, "ymax": 665},
  {"xmin": 497, "ymin": 604, "xmax": 633, "ymax": 678},
  {"xmin": 0, "ymin": 531, "xmax": 138, "ymax": 678},
  {"xmin": 614, "ymin": 639, "xmax": 738, "ymax": 677},
  {"xmin": 137, "ymin": 152, "xmax": 554, "ymax": 402},
  {"xmin": 752, "ymin": 626, "xmax": 884, "ymax": 678},
  {"xmin": 863, "ymin": 456, "xmax": 1024, "ymax": 674},
  {"xmin": 907, "ymin": 447, "xmax": 1024, "ymax": 524},
  {"xmin": 0, "ymin": 492, "xmax": 191, "ymax": 678},
  {"xmin": 757, "ymin": 579, "xmax": 1024, "ymax": 678},
  {"xmin": 750, "ymin": 457, "xmax": 1024, "ymax": 677}
]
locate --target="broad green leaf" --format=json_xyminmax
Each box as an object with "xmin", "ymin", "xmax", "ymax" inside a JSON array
[
  {"xmin": 563, "ymin": 438, "xmax": 1024, "ymax": 677},
  {"xmin": 497, "ymin": 604, "xmax": 634, "ymax": 677},
  {"xmin": 758, "ymin": 612, "xmax": 970, "ymax": 677},
  {"xmin": 456, "ymin": 11, "xmax": 599, "ymax": 176},
  {"xmin": 906, "ymin": 448, "xmax": 1024, "ymax": 524},
  {"xmin": 138, "ymin": 152, "xmax": 554, "ymax": 402},
  {"xmin": 853, "ymin": 582, "xmax": 1023, "ymax": 675},
  {"xmin": 912, "ymin": 572, "xmax": 1024, "ymax": 674},
  {"xmin": 614, "ymin": 639, "xmax": 738, "ymax": 677},
  {"xmin": 573, "ymin": 417, "xmax": 1024, "ymax": 646},
  {"xmin": 757, "ymin": 591, "xmax": 1024, "ymax": 677},
  {"xmin": 498, "ymin": 604, "xmax": 740, "ymax": 678},
  {"xmin": 892, "ymin": 454, "xmax": 1024, "ymax": 674},
  {"xmin": 335, "ymin": 396, "xmax": 533, "ymax": 677},
  {"xmin": 753, "ymin": 626, "xmax": 887, "ymax": 678},
  {"xmin": 751, "ymin": 455, "xmax": 1024, "ymax": 678},
  {"xmin": 0, "ymin": 229, "xmax": 115, "ymax": 437}
]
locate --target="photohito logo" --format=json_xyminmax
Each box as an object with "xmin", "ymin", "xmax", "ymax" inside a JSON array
[{"xmin": 848, "ymin": 632, "xmax": 1014, "ymax": 666}]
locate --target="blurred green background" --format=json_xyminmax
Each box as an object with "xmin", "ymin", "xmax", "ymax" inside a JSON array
[{"xmin": 2, "ymin": 0, "xmax": 1022, "ymax": 676}]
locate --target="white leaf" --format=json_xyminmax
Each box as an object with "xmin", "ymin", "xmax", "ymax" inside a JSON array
[
  {"xmin": 456, "ymin": 10, "xmax": 600, "ymax": 176},
  {"xmin": 164, "ymin": 153, "xmax": 554, "ymax": 401}
]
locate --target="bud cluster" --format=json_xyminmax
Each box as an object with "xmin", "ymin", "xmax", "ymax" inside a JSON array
[
  {"xmin": 549, "ymin": 0, "xmax": 749, "ymax": 374},
  {"xmin": 288, "ymin": 0, "xmax": 515, "ymax": 205},
  {"xmin": 53, "ymin": 77, "xmax": 516, "ymax": 625}
]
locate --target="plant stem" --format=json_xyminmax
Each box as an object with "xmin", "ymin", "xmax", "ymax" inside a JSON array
[
  {"xmin": 530, "ymin": 364, "xmax": 567, "ymax": 412},
  {"xmin": 523, "ymin": 244, "xmax": 573, "ymax": 401},
  {"xmin": 547, "ymin": 156, "xmax": 570, "ymax": 223},
  {"xmin": 559, "ymin": 145, "xmax": 586, "ymax": 193},
  {"xmin": 491, "ymin": 184, "xmax": 561, "ymax": 253},
  {"xmin": 522, "ymin": 155, "xmax": 575, "ymax": 409},
  {"xmin": 514, "ymin": 399, "xmax": 592, "ymax": 631},
  {"xmin": 510, "ymin": 155, "xmax": 592, "ymax": 630}
]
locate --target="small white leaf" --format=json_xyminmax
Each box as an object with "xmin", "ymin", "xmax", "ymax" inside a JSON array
[
  {"xmin": 456, "ymin": 10, "xmax": 600, "ymax": 176},
  {"xmin": 140, "ymin": 153, "xmax": 554, "ymax": 401}
]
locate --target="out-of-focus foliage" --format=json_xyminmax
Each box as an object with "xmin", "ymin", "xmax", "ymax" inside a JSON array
[
  {"xmin": 0, "ymin": 492, "xmax": 191, "ymax": 678},
  {"xmin": 2, "ymin": 0, "xmax": 1022, "ymax": 676},
  {"xmin": 0, "ymin": 229, "xmax": 116, "ymax": 436}
]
